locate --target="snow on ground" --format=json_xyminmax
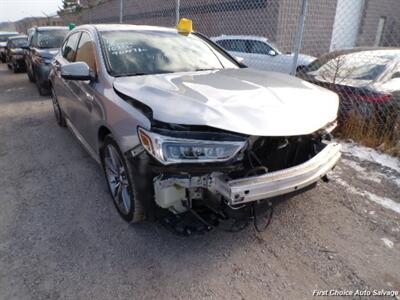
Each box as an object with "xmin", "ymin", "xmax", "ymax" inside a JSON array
[
  {"xmin": 341, "ymin": 158, "xmax": 383, "ymax": 184},
  {"xmin": 381, "ymin": 238, "xmax": 394, "ymax": 249},
  {"xmin": 341, "ymin": 142, "xmax": 400, "ymax": 173},
  {"xmin": 332, "ymin": 175, "xmax": 400, "ymax": 214}
]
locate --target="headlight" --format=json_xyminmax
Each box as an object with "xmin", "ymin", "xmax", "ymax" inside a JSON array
[{"xmin": 138, "ymin": 127, "xmax": 246, "ymax": 165}]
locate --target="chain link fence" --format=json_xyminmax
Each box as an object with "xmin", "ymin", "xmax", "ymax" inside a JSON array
[{"xmin": 66, "ymin": 0, "xmax": 400, "ymax": 155}]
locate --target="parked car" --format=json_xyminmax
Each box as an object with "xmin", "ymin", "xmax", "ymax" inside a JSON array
[
  {"xmin": 25, "ymin": 26, "xmax": 69, "ymax": 95},
  {"xmin": 297, "ymin": 48, "xmax": 400, "ymax": 131},
  {"xmin": 5, "ymin": 35, "xmax": 28, "ymax": 73},
  {"xmin": 49, "ymin": 24, "xmax": 341, "ymax": 232},
  {"xmin": 211, "ymin": 35, "xmax": 315, "ymax": 74},
  {"xmin": 0, "ymin": 31, "xmax": 19, "ymax": 63}
]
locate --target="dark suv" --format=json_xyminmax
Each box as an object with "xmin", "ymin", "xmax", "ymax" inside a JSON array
[
  {"xmin": 25, "ymin": 26, "xmax": 68, "ymax": 95},
  {"xmin": 6, "ymin": 35, "xmax": 28, "ymax": 72},
  {"xmin": 0, "ymin": 31, "xmax": 19, "ymax": 63}
]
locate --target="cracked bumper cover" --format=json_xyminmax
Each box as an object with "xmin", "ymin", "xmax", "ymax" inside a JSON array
[{"xmin": 212, "ymin": 142, "xmax": 341, "ymax": 205}]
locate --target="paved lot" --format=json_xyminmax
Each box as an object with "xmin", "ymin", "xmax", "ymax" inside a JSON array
[{"xmin": 0, "ymin": 64, "xmax": 399, "ymax": 300}]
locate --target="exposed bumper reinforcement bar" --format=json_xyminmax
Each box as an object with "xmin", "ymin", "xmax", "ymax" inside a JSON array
[{"xmin": 212, "ymin": 142, "xmax": 341, "ymax": 205}]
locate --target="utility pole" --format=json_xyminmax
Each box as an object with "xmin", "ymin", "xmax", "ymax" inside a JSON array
[
  {"xmin": 175, "ymin": 0, "xmax": 180, "ymax": 25},
  {"xmin": 119, "ymin": 0, "xmax": 124, "ymax": 23},
  {"xmin": 290, "ymin": 0, "xmax": 308, "ymax": 75}
]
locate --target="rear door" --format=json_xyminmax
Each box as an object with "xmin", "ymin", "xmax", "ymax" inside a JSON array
[{"xmin": 246, "ymin": 40, "xmax": 280, "ymax": 72}]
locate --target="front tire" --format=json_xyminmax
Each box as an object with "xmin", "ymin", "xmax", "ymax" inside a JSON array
[
  {"xmin": 27, "ymin": 66, "xmax": 35, "ymax": 82},
  {"xmin": 35, "ymin": 72, "xmax": 50, "ymax": 96},
  {"xmin": 100, "ymin": 136, "xmax": 145, "ymax": 223}
]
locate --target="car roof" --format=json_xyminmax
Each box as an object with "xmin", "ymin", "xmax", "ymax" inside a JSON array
[
  {"xmin": 211, "ymin": 35, "xmax": 269, "ymax": 42},
  {"xmin": 316, "ymin": 47, "xmax": 400, "ymax": 63},
  {"xmin": 8, "ymin": 35, "xmax": 27, "ymax": 40},
  {"xmin": 32, "ymin": 26, "xmax": 69, "ymax": 32},
  {"xmin": 0, "ymin": 32, "xmax": 19, "ymax": 36},
  {"xmin": 79, "ymin": 24, "xmax": 178, "ymax": 33}
]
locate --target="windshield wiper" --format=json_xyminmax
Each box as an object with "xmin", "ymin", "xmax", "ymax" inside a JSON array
[
  {"xmin": 114, "ymin": 72, "xmax": 149, "ymax": 77},
  {"xmin": 114, "ymin": 70, "xmax": 176, "ymax": 77}
]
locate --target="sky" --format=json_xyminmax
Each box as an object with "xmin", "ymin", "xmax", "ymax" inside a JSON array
[{"xmin": 0, "ymin": 0, "xmax": 63, "ymax": 22}]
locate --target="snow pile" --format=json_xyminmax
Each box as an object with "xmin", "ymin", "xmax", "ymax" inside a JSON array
[{"xmin": 341, "ymin": 142, "xmax": 400, "ymax": 173}]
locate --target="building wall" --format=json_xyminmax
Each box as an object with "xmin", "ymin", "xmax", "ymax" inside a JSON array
[
  {"xmin": 276, "ymin": 0, "xmax": 338, "ymax": 56},
  {"xmin": 357, "ymin": 0, "xmax": 400, "ymax": 47},
  {"xmin": 60, "ymin": 0, "xmax": 399, "ymax": 57}
]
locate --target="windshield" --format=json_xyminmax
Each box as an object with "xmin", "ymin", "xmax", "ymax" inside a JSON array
[
  {"xmin": 37, "ymin": 30, "xmax": 68, "ymax": 48},
  {"xmin": 9, "ymin": 38, "xmax": 28, "ymax": 48},
  {"xmin": 306, "ymin": 51, "xmax": 397, "ymax": 82},
  {"xmin": 100, "ymin": 30, "xmax": 239, "ymax": 76}
]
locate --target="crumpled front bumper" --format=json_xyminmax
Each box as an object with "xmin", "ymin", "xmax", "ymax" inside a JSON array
[{"xmin": 212, "ymin": 142, "xmax": 341, "ymax": 205}]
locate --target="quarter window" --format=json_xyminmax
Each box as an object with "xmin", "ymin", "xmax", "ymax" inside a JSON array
[{"xmin": 75, "ymin": 32, "xmax": 97, "ymax": 72}]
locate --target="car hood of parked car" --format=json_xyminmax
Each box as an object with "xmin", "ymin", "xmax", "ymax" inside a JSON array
[
  {"xmin": 113, "ymin": 68, "xmax": 339, "ymax": 136},
  {"xmin": 10, "ymin": 48, "xmax": 24, "ymax": 54},
  {"xmin": 284, "ymin": 53, "xmax": 316, "ymax": 66},
  {"xmin": 35, "ymin": 48, "xmax": 59, "ymax": 59}
]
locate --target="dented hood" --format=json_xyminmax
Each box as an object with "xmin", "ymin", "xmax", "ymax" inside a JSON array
[{"xmin": 113, "ymin": 68, "xmax": 339, "ymax": 136}]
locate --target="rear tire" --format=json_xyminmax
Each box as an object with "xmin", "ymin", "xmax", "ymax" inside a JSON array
[
  {"xmin": 12, "ymin": 63, "xmax": 18, "ymax": 73},
  {"xmin": 51, "ymin": 88, "xmax": 66, "ymax": 127},
  {"xmin": 100, "ymin": 136, "xmax": 145, "ymax": 223}
]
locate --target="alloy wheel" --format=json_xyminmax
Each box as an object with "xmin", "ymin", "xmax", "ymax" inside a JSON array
[{"xmin": 104, "ymin": 144, "xmax": 132, "ymax": 215}]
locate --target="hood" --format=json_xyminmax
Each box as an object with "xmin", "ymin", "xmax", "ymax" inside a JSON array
[
  {"xmin": 284, "ymin": 53, "xmax": 316, "ymax": 66},
  {"xmin": 0, "ymin": 42, "xmax": 6, "ymax": 48},
  {"xmin": 113, "ymin": 68, "xmax": 339, "ymax": 136},
  {"xmin": 36, "ymin": 48, "xmax": 59, "ymax": 59}
]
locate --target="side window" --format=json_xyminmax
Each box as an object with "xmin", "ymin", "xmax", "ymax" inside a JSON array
[
  {"xmin": 248, "ymin": 40, "xmax": 273, "ymax": 55},
  {"xmin": 218, "ymin": 39, "xmax": 247, "ymax": 53},
  {"xmin": 62, "ymin": 32, "xmax": 81, "ymax": 62},
  {"xmin": 31, "ymin": 32, "xmax": 38, "ymax": 48},
  {"xmin": 27, "ymin": 29, "xmax": 34, "ymax": 47},
  {"xmin": 75, "ymin": 32, "xmax": 97, "ymax": 72}
]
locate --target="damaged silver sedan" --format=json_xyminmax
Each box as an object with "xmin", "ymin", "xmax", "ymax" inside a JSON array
[{"xmin": 49, "ymin": 23, "xmax": 341, "ymax": 233}]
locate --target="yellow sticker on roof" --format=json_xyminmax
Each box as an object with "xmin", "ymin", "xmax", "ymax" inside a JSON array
[{"xmin": 176, "ymin": 18, "xmax": 193, "ymax": 34}]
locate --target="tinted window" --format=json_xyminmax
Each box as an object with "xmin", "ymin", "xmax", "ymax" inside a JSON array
[
  {"xmin": 9, "ymin": 38, "xmax": 28, "ymax": 48},
  {"xmin": 307, "ymin": 52, "xmax": 393, "ymax": 82},
  {"xmin": 217, "ymin": 39, "xmax": 248, "ymax": 53},
  {"xmin": 36, "ymin": 30, "xmax": 68, "ymax": 49},
  {"xmin": 100, "ymin": 30, "xmax": 238, "ymax": 76},
  {"xmin": 0, "ymin": 34, "xmax": 17, "ymax": 42},
  {"xmin": 62, "ymin": 32, "xmax": 81, "ymax": 62},
  {"xmin": 248, "ymin": 40, "xmax": 273, "ymax": 55},
  {"xmin": 75, "ymin": 32, "xmax": 97, "ymax": 71}
]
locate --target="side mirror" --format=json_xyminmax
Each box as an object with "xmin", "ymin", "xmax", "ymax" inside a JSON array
[
  {"xmin": 61, "ymin": 62, "xmax": 94, "ymax": 81},
  {"xmin": 268, "ymin": 50, "xmax": 277, "ymax": 56},
  {"xmin": 235, "ymin": 56, "xmax": 244, "ymax": 63}
]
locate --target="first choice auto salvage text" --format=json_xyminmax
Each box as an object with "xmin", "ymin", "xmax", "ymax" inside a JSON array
[{"xmin": 313, "ymin": 289, "xmax": 399, "ymax": 297}]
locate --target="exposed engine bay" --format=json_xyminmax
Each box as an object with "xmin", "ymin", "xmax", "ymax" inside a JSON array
[{"xmin": 130, "ymin": 122, "xmax": 340, "ymax": 235}]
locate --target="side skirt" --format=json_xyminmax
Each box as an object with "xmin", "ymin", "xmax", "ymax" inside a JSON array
[{"xmin": 65, "ymin": 118, "xmax": 101, "ymax": 165}]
